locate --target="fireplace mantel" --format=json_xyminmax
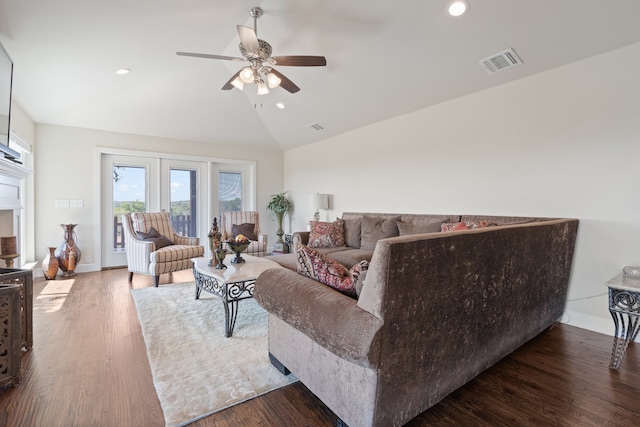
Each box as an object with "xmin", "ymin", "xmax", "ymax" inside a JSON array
[{"xmin": 0, "ymin": 157, "xmax": 33, "ymax": 180}]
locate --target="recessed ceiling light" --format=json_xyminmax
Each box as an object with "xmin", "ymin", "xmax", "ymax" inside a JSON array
[
  {"xmin": 276, "ymin": 102, "xmax": 285, "ymax": 109},
  {"xmin": 115, "ymin": 68, "xmax": 131, "ymax": 75},
  {"xmin": 447, "ymin": 1, "xmax": 469, "ymax": 17}
]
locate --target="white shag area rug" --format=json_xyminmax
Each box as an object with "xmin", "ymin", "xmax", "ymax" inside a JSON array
[{"xmin": 131, "ymin": 281, "xmax": 297, "ymax": 427}]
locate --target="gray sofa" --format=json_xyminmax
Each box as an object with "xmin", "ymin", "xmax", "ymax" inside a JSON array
[{"xmin": 254, "ymin": 212, "xmax": 579, "ymax": 427}]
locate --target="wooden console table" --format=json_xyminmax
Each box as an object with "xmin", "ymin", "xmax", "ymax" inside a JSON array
[
  {"xmin": 605, "ymin": 273, "xmax": 640, "ymax": 370},
  {"xmin": 0, "ymin": 268, "xmax": 33, "ymax": 351},
  {"xmin": 0, "ymin": 283, "xmax": 22, "ymax": 387}
]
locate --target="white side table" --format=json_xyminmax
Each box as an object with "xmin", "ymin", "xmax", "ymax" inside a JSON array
[{"xmin": 605, "ymin": 273, "xmax": 640, "ymax": 370}]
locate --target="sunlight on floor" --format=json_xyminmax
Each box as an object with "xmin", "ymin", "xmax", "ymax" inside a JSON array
[{"xmin": 35, "ymin": 278, "xmax": 76, "ymax": 313}]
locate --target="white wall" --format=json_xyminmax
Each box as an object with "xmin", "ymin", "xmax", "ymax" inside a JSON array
[
  {"xmin": 34, "ymin": 124, "xmax": 284, "ymax": 272},
  {"xmin": 284, "ymin": 41, "xmax": 640, "ymax": 337},
  {"xmin": 9, "ymin": 102, "xmax": 36, "ymax": 264}
]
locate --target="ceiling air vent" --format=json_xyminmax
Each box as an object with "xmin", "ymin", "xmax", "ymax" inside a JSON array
[
  {"xmin": 479, "ymin": 48, "xmax": 522, "ymax": 74},
  {"xmin": 308, "ymin": 122, "xmax": 325, "ymax": 131}
]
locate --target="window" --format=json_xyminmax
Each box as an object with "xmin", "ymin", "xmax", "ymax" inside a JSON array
[
  {"xmin": 170, "ymin": 168, "xmax": 197, "ymax": 236},
  {"xmin": 218, "ymin": 171, "xmax": 242, "ymax": 216},
  {"xmin": 112, "ymin": 165, "xmax": 146, "ymax": 251}
]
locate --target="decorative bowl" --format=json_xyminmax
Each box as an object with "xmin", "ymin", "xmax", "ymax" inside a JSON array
[{"xmin": 226, "ymin": 240, "xmax": 251, "ymax": 263}]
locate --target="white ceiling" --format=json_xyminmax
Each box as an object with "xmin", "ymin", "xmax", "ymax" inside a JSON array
[{"xmin": 2, "ymin": 0, "xmax": 640, "ymax": 151}]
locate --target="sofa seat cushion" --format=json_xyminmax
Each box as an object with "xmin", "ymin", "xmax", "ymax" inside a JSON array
[
  {"xmin": 150, "ymin": 244, "xmax": 204, "ymax": 263},
  {"xmin": 328, "ymin": 249, "xmax": 374, "ymax": 269},
  {"xmin": 267, "ymin": 246, "xmax": 370, "ymax": 272},
  {"xmin": 255, "ymin": 268, "xmax": 383, "ymax": 368}
]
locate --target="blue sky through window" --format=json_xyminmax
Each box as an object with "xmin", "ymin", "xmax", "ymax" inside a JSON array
[
  {"xmin": 113, "ymin": 166, "xmax": 145, "ymax": 202},
  {"xmin": 113, "ymin": 166, "xmax": 191, "ymax": 202}
]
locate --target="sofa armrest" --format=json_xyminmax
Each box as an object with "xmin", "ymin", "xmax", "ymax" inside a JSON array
[
  {"xmin": 292, "ymin": 232, "xmax": 310, "ymax": 253},
  {"xmin": 255, "ymin": 268, "xmax": 383, "ymax": 368}
]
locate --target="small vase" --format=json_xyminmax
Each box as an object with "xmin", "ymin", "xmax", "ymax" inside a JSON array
[
  {"xmin": 55, "ymin": 224, "xmax": 82, "ymax": 278},
  {"xmin": 42, "ymin": 247, "xmax": 59, "ymax": 280}
]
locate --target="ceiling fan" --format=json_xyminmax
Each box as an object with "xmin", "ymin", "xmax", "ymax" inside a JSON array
[{"xmin": 177, "ymin": 6, "xmax": 327, "ymax": 95}]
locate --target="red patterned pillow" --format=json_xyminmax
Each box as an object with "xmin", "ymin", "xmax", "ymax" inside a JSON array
[
  {"xmin": 296, "ymin": 244, "xmax": 368, "ymax": 298},
  {"xmin": 441, "ymin": 221, "xmax": 496, "ymax": 232},
  {"xmin": 466, "ymin": 220, "xmax": 496, "ymax": 229},
  {"xmin": 308, "ymin": 219, "xmax": 345, "ymax": 248},
  {"xmin": 441, "ymin": 221, "xmax": 469, "ymax": 232}
]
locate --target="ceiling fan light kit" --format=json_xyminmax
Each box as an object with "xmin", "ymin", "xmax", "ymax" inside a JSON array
[{"xmin": 177, "ymin": 6, "xmax": 326, "ymax": 96}]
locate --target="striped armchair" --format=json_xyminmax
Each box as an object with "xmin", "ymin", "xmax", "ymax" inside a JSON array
[
  {"xmin": 122, "ymin": 212, "xmax": 204, "ymax": 287},
  {"xmin": 220, "ymin": 211, "xmax": 268, "ymax": 257}
]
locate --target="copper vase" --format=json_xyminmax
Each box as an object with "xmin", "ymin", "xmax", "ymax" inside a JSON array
[
  {"xmin": 55, "ymin": 224, "xmax": 81, "ymax": 278},
  {"xmin": 42, "ymin": 247, "xmax": 59, "ymax": 280}
]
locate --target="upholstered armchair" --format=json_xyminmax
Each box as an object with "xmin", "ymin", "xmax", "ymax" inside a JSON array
[
  {"xmin": 122, "ymin": 212, "xmax": 204, "ymax": 287},
  {"xmin": 220, "ymin": 211, "xmax": 267, "ymax": 257}
]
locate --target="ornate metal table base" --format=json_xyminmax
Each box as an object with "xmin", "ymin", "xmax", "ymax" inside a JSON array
[
  {"xmin": 607, "ymin": 287, "xmax": 640, "ymax": 370},
  {"xmin": 605, "ymin": 273, "xmax": 640, "ymax": 370},
  {"xmin": 193, "ymin": 267, "xmax": 255, "ymax": 337}
]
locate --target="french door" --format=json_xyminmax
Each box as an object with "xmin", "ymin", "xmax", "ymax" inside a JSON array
[{"xmin": 101, "ymin": 154, "xmax": 207, "ymax": 268}]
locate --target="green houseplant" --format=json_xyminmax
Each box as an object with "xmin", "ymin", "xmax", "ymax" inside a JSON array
[{"xmin": 266, "ymin": 191, "xmax": 292, "ymax": 252}]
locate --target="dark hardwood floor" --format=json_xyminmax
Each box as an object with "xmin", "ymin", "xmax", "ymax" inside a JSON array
[{"xmin": 0, "ymin": 268, "xmax": 638, "ymax": 426}]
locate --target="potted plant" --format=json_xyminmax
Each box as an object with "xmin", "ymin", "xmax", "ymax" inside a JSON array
[{"xmin": 267, "ymin": 191, "xmax": 292, "ymax": 253}]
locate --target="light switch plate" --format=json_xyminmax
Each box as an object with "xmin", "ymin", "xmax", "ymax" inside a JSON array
[
  {"xmin": 55, "ymin": 199, "xmax": 70, "ymax": 208},
  {"xmin": 70, "ymin": 199, "xmax": 84, "ymax": 208}
]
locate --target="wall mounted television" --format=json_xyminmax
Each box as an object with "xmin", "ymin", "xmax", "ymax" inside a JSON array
[{"xmin": 0, "ymin": 40, "xmax": 19, "ymax": 161}]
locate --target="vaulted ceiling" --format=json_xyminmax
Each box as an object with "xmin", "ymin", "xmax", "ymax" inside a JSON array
[{"xmin": 2, "ymin": 0, "xmax": 640, "ymax": 151}]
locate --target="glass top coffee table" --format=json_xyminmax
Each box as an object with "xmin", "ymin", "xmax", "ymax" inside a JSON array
[{"xmin": 191, "ymin": 255, "xmax": 282, "ymax": 337}]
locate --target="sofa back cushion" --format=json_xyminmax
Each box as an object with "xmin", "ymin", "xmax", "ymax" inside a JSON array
[
  {"xmin": 342, "ymin": 212, "xmax": 460, "ymax": 247},
  {"xmin": 343, "ymin": 217, "xmax": 362, "ymax": 248},
  {"xmin": 397, "ymin": 219, "xmax": 444, "ymax": 236},
  {"xmin": 360, "ymin": 215, "xmax": 401, "ymax": 250}
]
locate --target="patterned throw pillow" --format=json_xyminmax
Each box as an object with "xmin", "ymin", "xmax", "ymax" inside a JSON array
[
  {"xmin": 232, "ymin": 223, "xmax": 257, "ymax": 240},
  {"xmin": 308, "ymin": 219, "xmax": 346, "ymax": 248},
  {"xmin": 441, "ymin": 221, "xmax": 469, "ymax": 232},
  {"xmin": 441, "ymin": 221, "xmax": 496, "ymax": 232},
  {"xmin": 296, "ymin": 244, "xmax": 368, "ymax": 298},
  {"xmin": 466, "ymin": 221, "xmax": 496, "ymax": 229},
  {"xmin": 136, "ymin": 227, "xmax": 174, "ymax": 249}
]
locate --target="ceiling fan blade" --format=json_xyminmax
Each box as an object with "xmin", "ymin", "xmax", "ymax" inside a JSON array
[
  {"xmin": 222, "ymin": 70, "xmax": 242, "ymax": 90},
  {"xmin": 177, "ymin": 52, "xmax": 244, "ymax": 62},
  {"xmin": 237, "ymin": 25, "xmax": 260, "ymax": 55},
  {"xmin": 271, "ymin": 56, "xmax": 327, "ymax": 67},
  {"xmin": 269, "ymin": 69, "xmax": 300, "ymax": 93}
]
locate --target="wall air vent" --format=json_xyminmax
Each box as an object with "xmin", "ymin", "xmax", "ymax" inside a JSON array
[
  {"xmin": 308, "ymin": 122, "xmax": 325, "ymax": 131},
  {"xmin": 479, "ymin": 48, "xmax": 523, "ymax": 74}
]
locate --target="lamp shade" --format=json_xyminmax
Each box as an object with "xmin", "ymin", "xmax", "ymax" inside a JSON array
[
  {"xmin": 257, "ymin": 80, "xmax": 270, "ymax": 95},
  {"xmin": 239, "ymin": 67, "xmax": 254, "ymax": 83},
  {"xmin": 230, "ymin": 76, "xmax": 244, "ymax": 90},
  {"xmin": 309, "ymin": 193, "xmax": 329, "ymax": 211}
]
